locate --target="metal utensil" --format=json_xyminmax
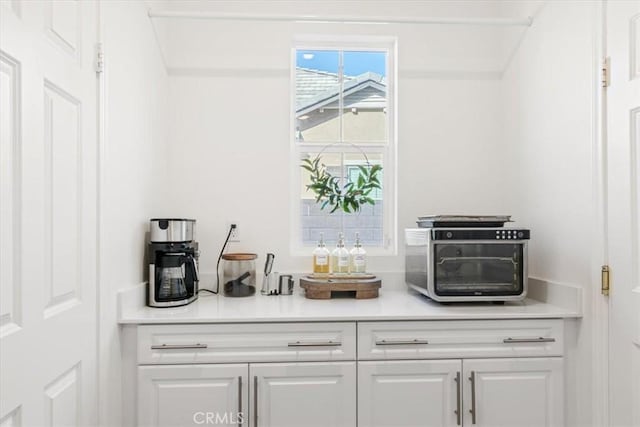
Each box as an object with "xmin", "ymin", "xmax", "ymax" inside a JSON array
[
  {"xmin": 261, "ymin": 253, "xmax": 275, "ymax": 294},
  {"xmin": 279, "ymin": 274, "xmax": 294, "ymax": 295}
]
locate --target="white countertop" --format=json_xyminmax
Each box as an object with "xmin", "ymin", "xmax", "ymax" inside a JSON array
[{"xmin": 118, "ymin": 288, "xmax": 581, "ymax": 324}]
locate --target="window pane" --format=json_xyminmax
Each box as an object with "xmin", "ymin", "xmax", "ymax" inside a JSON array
[
  {"xmin": 344, "ymin": 152, "xmax": 383, "ymax": 246},
  {"xmin": 345, "ymin": 152, "xmax": 383, "ymax": 200},
  {"xmin": 342, "ymin": 51, "xmax": 387, "ymax": 144},
  {"xmin": 295, "ymin": 50, "xmax": 340, "ymax": 142},
  {"xmin": 300, "ymin": 151, "xmax": 384, "ymax": 247},
  {"xmin": 300, "ymin": 152, "xmax": 342, "ymax": 199},
  {"xmin": 342, "ymin": 209, "xmax": 384, "ymax": 246}
]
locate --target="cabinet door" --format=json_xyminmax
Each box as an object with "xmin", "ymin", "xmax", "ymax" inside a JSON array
[
  {"xmin": 463, "ymin": 358, "xmax": 563, "ymax": 427},
  {"xmin": 138, "ymin": 364, "xmax": 248, "ymax": 427},
  {"xmin": 249, "ymin": 362, "xmax": 356, "ymax": 427},
  {"xmin": 359, "ymin": 360, "xmax": 462, "ymax": 427}
]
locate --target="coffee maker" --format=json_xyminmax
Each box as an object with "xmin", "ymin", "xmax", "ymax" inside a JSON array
[{"xmin": 148, "ymin": 218, "xmax": 199, "ymax": 307}]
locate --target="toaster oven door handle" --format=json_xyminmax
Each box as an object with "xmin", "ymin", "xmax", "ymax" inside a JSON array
[
  {"xmin": 503, "ymin": 337, "xmax": 556, "ymax": 344},
  {"xmin": 151, "ymin": 343, "xmax": 208, "ymax": 350},
  {"xmin": 375, "ymin": 339, "xmax": 429, "ymax": 346},
  {"xmin": 437, "ymin": 256, "xmax": 517, "ymax": 264}
]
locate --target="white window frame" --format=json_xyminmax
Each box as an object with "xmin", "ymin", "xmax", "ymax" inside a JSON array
[{"xmin": 289, "ymin": 35, "xmax": 397, "ymax": 256}]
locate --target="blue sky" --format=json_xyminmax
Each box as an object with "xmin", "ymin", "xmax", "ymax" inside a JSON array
[{"xmin": 296, "ymin": 50, "xmax": 386, "ymax": 77}]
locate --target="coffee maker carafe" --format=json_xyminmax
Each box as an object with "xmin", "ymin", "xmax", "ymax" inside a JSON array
[{"xmin": 148, "ymin": 219, "xmax": 199, "ymax": 307}]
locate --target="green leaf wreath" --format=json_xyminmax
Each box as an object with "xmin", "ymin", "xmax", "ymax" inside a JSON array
[{"xmin": 301, "ymin": 154, "xmax": 382, "ymax": 214}]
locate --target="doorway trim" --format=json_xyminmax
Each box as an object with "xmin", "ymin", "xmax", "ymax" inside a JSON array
[{"xmin": 591, "ymin": 1, "xmax": 610, "ymax": 426}]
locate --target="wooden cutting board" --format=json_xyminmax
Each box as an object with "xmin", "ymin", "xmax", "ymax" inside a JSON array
[{"xmin": 299, "ymin": 276, "xmax": 381, "ymax": 299}]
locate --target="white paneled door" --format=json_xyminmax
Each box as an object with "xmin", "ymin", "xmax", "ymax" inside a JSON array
[
  {"xmin": 358, "ymin": 360, "xmax": 461, "ymax": 427},
  {"xmin": 0, "ymin": 1, "xmax": 98, "ymax": 426},
  {"xmin": 249, "ymin": 362, "xmax": 356, "ymax": 427},
  {"xmin": 606, "ymin": 1, "xmax": 640, "ymax": 426},
  {"xmin": 138, "ymin": 364, "xmax": 248, "ymax": 427},
  {"xmin": 462, "ymin": 358, "xmax": 564, "ymax": 427}
]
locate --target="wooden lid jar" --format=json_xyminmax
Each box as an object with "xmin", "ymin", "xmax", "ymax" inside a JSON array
[{"xmin": 221, "ymin": 253, "xmax": 257, "ymax": 297}]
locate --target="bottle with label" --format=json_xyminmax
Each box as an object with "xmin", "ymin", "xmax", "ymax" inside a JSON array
[
  {"xmin": 350, "ymin": 232, "xmax": 367, "ymax": 273},
  {"xmin": 312, "ymin": 233, "xmax": 330, "ymax": 274},
  {"xmin": 331, "ymin": 233, "xmax": 350, "ymax": 274}
]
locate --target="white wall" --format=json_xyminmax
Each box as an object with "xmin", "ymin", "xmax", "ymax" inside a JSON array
[
  {"xmin": 500, "ymin": 1, "xmax": 599, "ymax": 425},
  {"xmin": 99, "ymin": 1, "xmax": 169, "ymax": 425},
  {"xmin": 140, "ymin": 2, "xmax": 600, "ymax": 425},
  {"xmin": 154, "ymin": 1, "xmax": 511, "ymax": 280}
]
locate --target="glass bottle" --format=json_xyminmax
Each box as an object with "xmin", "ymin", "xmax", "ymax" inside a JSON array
[
  {"xmin": 331, "ymin": 233, "xmax": 350, "ymax": 274},
  {"xmin": 350, "ymin": 232, "xmax": 367, "ymax": 274},
  {"xmin": 312, "ymin": 233, "xmax": 330, "ymax": 274}
]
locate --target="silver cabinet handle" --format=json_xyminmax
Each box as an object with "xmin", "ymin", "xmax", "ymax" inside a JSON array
[
  {"xmin": 150, "ymin": 343, "xmax": 208, "ymax": 350},
  {"xmin": 375, "ymin": 339, "xmax": 429, "ymax": 346},
  {"xmin": 287, "ymin": 341, "xmax": 341, "ymax": 347},
  {"xmin": 454, "ymin": 371, "xmax": 461, "ymax": 426},
  {"xmin": 253, "ymin": 376, "xmax": 258, "ymax": 427},
  {"xmin": 237, "ymin": 376, "xmax": 242, "ymax": 427},
  {"xmin": 503, "ymin": 337, "xmax": 556, "ymax": 343},
  {"xmin": 469, "ymin": 371, "xmax": 477, "ymax": 424}
]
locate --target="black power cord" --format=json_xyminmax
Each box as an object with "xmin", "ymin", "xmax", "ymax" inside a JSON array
[{"xmin": 211, "ymin": 224, "xmax": 236, "ymax": 294}]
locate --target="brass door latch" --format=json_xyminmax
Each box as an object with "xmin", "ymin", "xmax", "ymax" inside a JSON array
[{"xmin": 601, "ymin": 265, "xmax": 610, "ymax": 296}]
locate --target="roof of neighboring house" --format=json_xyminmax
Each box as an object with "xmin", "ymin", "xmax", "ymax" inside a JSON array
[{"xmin": 296, "ymin": 67, "xmax": 386, "ymax": 115}]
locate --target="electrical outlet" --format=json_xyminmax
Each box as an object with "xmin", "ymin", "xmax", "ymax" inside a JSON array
[{"xmin": 228, "ymin": 222, "xmax": 240, "ymax": 242}]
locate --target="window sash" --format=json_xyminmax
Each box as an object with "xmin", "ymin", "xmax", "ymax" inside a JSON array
[
  {"xmin": 291, "ymin": 38, "xmax": 396, "ymax": 255},
  {"xmin": 295, "ymin": 144, "xmax": 393, "ymax": 251}
]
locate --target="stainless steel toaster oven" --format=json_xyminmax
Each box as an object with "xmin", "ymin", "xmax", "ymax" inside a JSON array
[{"xmin": 405, "ymin": 228, "xmax": 530, "ymax": 302}]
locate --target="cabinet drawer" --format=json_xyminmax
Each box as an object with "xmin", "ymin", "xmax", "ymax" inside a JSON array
[
  {"xmin": 138, "ymin": 322, "xmax": 356, "ymax": 364},
  {"xmin": 358, "ymin": 319, "xmax": 563, "ymax": 360}
]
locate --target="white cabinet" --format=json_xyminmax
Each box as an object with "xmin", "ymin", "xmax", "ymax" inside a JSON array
[
  {"xmin": 357, "ymin": 319, "xmax": 563, "ymax": 360},
  {"xmin": 137, "ymin": 322, "xmax": 356, "ymax": 364},
  {"xmin": 127, "ymin": 319, "xmax": 565, "ymax": 427},
  {"xmin": 358, "ymin": 360, "xmax": 461, "ymax": 427},
  {"xmin": 130, "ymin": 323, "xmax": 357, "ymax": 427},
  {"xmin": 357, "ymin": 320, "xmax": 564, "ymax": 427},
  {"xmin": 137, "ymin": 361, "xmax": 356, "ymax": 427},
  {"xmin": 138, "ymin": 364, "xmax": 247, "ymax": 427},
  {"xmin": 358, "ymin": 358, "xmax": 563, "ymax": 427},
  {"xmin": 250, "ymin": 362, "xmax": 356, "ymax": 427},
  {"xmin": 463, "ymin": 358, "xmax": 564, "ymax": 427}
]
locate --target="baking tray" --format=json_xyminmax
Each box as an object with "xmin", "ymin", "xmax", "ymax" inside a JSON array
[{"xmin": 416, "ymin": 215, "xmax": 512, "ymax": 228}]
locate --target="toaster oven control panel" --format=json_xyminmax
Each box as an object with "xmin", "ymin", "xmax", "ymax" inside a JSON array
[{"xmin": 432, "ymin": 229, "xmax": 530, "ymax": 240}]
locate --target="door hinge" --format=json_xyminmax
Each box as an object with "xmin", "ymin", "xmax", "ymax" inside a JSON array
[
  {"xmin": 95, "ymin": 43, "xmax": 104, "ymax": 74},
  {"xmin": 602, "ymin": 57, "xmax": 610, "ymax": 88},
  {"xmin": 601, "ymin": 265, "xmax": 610, "ymax": 296}
]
